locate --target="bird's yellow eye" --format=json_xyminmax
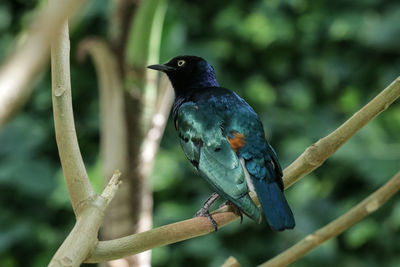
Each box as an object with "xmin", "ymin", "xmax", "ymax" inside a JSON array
[{"xmin": 177, "ymin": 60, "xmax": 185, "ymax": 67}]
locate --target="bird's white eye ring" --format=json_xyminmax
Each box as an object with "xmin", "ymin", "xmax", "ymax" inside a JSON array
[{"xmin": 177, "ymin": 60, "xmax": 185, "ymax": 67}]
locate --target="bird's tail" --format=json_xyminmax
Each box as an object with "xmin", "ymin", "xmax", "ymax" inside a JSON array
[
  {"xmin": 252, "ymin": 178, "xmax": 295, "ymax": 231},
  {"xmin": 235, "ymin": 193, "xmax": 262, "ymax": 223}
]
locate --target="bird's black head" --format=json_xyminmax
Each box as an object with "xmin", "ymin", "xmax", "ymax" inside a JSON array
[{"xmin": 147, "ymin": 55, "xmax": 219, "ymax": 94}]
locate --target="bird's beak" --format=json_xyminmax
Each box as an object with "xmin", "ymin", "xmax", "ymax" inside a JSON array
[{"xmin": 147, "ymin": 64, "xmax": 176, "ymax": 72}]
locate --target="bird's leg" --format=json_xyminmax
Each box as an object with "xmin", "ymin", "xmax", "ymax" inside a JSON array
[
  {"xmin": 219, "ymin": 200, "xmax": 243, "ymax": 224},
  {"xmin": 195, "ymin": 192, "xmax": 219, "ymax": 231}
]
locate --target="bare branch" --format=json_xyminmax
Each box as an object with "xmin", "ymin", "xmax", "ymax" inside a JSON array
[
  {"xmin": 78, "ymin": 38, "xmax": 129, "ymax": 181},
  {"xmin": 85, "ymin": 75, "xmax": 400, "ymax": 263},
  {"xmin": 139, "ymin": 76, "xmax": 174, "ymax": 179},
  {"xmin": 49, "ymin": 5, "xmax": 123, "ymax": 265},
  {"xmin": 85, "ymin": 205, "xmax": 240, "ymax": 263},
  {"xmin": 51, "ymin": 16, "xmax": 93, "ymax": 216},
  {"xmin": 78, "ymin": 40, "xmax": 134, "ymax": 264},
  {"xmin": 0, "ymin": 0, "xmax": 88, "ymax": 129},
  {"xmin": 49, "ymin": 170, "xmax": 122, "ymax": 267},
  {"xmin": 258, "ymin": 171, "xmax": 400, "ymax": 267},
  {"xmin": 283, "ymin": 76, "xmax": 400, "ymax": 188}
]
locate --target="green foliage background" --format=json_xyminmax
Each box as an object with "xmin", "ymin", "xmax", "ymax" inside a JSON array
[{"xmin": 0, "ymin": 0, "xmax": 399, "ymax": 266}]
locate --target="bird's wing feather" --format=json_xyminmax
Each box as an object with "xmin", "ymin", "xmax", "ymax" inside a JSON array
[
  {"xmin": 177, "ymin": 102, "xmax": 248, "ymax": 199},
  {"xmin": 198, "ymin": 135, "xmax": 248, "ymax": 198}
]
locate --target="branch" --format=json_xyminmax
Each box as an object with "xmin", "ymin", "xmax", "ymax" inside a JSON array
[
  {"xmin": 49, "ymin": 171, "xmax": 122, "ymax": 267},
  {"xmin": 78, "ymin": 38, "xmax": 132, "ymax": 246},
  {"xmin": 49, "ymin": 9, "xmax": 123, "ymax": 265},
  {"xmin": 139, "ymin": 76, "xmax": 174, "ymax": 178},
  {"xmin": 258, "ymin": 171, "xmax": 400, "ymax": 267},
  {"xmin": 0, "ymin": 0, "xmax": 88, "ymax": 129},
  {"xmin": 78, "ymin": 38, "xmax": 129, "ymax": 180},
  {"xmin": 101, "ymin": 170, "xmax": 123, "ymax": 206},
  {"xmin": 85, "ymin": 204, "xmax": 240, "ymax": 263},
  {"xmin": 85, "ymin": 76, "xmax": 400, "ymax": 263},
  {"xmin": 51, "ymin": 16, "xmax": 94, "ymax": 216},
  {"xmin": 283, "ymin": 76, "xmax": 400, "ymax": 188}
]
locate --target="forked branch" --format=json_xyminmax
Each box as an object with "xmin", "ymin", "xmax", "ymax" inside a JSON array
[
  {"xmin": 49, "ymin": 10, "xmax": 122, "ymax": 266},
  {"xmin": 49, "ymin": 171, "xmax": 122, "ymax": 267}
]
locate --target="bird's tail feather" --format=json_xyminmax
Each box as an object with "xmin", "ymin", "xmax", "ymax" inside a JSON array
[
  {"xmin": 236, "ymin": 194, "xmax": 262, "ymax": 223},
  {"xmin": 252, "ymin": 178, "xmax": 295, "ymax": 231}
]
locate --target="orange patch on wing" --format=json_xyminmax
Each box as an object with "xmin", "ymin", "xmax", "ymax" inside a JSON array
[{"xmin": 228, "ymin": 132, "xmax": 246, "ymax": 153}]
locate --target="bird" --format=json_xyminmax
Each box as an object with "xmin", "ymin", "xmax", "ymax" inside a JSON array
[{"xmin": 148, "ymin": 55, "xmax": 295, "ymax": 231}]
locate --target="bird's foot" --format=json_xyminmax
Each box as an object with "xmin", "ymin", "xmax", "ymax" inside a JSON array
[
  {"xmin": 195, "ymin": 209, "xmax": 218, "ymax": 231},
  {"xmin": 194, "ymin": 192, "xmax": 219, "ymax": 231},
  {"xmin": 219, "ymin": 200, "xmax": 243, "ymax": 224}
]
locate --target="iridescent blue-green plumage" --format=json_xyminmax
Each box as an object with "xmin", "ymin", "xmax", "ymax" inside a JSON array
[{"xmin": 148, "ymin": 56, "xmax": 295, "ymax": 231}]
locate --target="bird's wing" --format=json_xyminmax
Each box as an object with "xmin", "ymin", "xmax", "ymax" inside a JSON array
[
  {"xmin": 177, "ymin": 102, "xmax": 247, "ymax": 198},
  {"xmin": 177, "ymin": 102, "xmax": 260, "ymax": 221}
]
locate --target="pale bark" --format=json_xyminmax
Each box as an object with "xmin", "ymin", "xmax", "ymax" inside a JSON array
[
  {"xmin": 51, "ymin": 20, "xmax": 93, "ymax": 216},
  {"xmin": 49, "ymin": 171, "xmax": 121, "ymax": 267},
  {"xmin": 48, "ymin": 8, "xmax": 122, "ymax": 266},
  {"xmin": 78, "ymin": 38, "xmax": 130, "ymax": 239}
]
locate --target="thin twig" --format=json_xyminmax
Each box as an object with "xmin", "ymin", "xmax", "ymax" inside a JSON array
[
  {"xmin": 0, "ymin": 0, "xmax": 88, "ymax": 129},
  {"xmin": 258, "ymin": 171, "xmax": 400, "ymax": 267},
  {"xmin": 101, "ymin": 170, "xmax": 123, "ymax": 206},
  {"xmin": 51, "ymin": 16, "xmax": 94, "ymax": 216},
  {"xmin": 134, "ymin": 76, "xmax": 174, "ymax": 266},
  {"xmin": 139, "ymin": 76, "xmax": 174, "ymax": 179},
  {"xmin": 85, "ymin": 76, "xmax": 400, "ymax": 263}
]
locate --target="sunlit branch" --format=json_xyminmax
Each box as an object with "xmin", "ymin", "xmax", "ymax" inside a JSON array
[
  {"xmin": 49, "ymin": 170, "xmax": 122, "ymax": 267},
  {"xmin": 85, "ymin": 76, "xmax": 400, "ymax": 263},
  {"xmin": 51, "ymin": 21, "xmax": 94, "ymax": 216},
  {"xmin": 258, "ymin": 171, "xmax": 400, "ymax": 267}
]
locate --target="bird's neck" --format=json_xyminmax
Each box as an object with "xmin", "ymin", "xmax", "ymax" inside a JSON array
[
  {"xmin": 191, "ymin": 69, "xmax": 220, "ymax": 88},
  {"xmin": 173, "ymin": 66, "xmax": 219, "ymax": 95}
]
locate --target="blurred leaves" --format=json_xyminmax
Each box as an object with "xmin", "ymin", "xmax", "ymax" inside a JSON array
[{"xmin": 344, "ymin": 219, "xmax": 379, "ymax": 249}]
